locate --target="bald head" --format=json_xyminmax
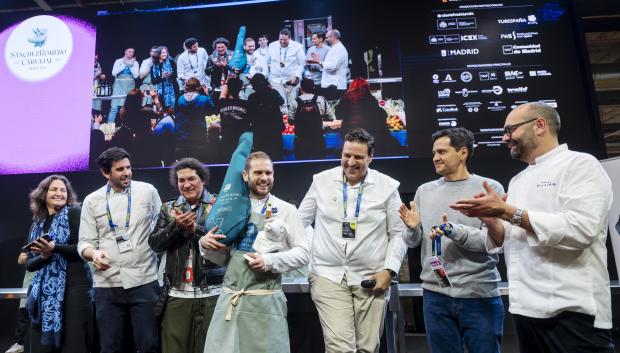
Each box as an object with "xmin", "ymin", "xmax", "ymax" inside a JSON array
[
  {"xmin": 326, "ymin": 29, "xmax": 341, "ymax": 46},
  {"xmin": 512, "ymin": 102, "xmax": 561, "ymax": 137},
  {"xmin": 503, "ymin": 102, "xmax": 562, "ymax": 164}
]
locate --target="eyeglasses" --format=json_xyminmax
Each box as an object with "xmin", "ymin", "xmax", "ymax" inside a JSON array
[{"xmin": 503, "ymin": 118, "xmax": 538, "ymax": 138}]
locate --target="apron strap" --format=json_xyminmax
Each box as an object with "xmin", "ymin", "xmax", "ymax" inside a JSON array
[{"xmin": 223, "ymin": 287, "xmax": 281, "ymax": 321}]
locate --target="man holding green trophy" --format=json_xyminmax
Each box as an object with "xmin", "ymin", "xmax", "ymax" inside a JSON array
[{"xmin": 199, "ymin": 132, "xmax": 309, "ymax": 353}]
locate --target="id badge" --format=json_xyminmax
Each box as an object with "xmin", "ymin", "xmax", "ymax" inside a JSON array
[
  {"xmin": 342, "ymin": 217, "xmax": 358, "ymax": 239},
  {"xmin": 426, "ymin": 256, "xmax": 452, "ymax": 287},
  {"xmin": 115, "ymin": 233, "xmax": 133, "ymax": 254}
]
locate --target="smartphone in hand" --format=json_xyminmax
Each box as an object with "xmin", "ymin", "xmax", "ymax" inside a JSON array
[
  {"xmin": 174, "ymin": 203, "xmax": 192, "ymax": 214},
  {"xmin": 21, "ymin": 234, "xmax": 51, "ymax": 251}
]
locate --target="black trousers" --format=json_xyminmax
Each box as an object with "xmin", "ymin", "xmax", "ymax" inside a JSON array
[
  {"xmin": 94, "ymin": 281, "xmax": 160, "ymax": 353},
  {"xmin": 13, "ymin": 307, "xmax": 29, "ymax": 345},
  {"xmin": 513, "ymin": 312, "xmax": 615, "ymax": 353}
]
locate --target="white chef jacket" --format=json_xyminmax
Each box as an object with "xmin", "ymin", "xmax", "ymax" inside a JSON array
[
  {"xmin": 139, "ymin": 58, "xmax": 153, "ymax": 80},
  {"xmin": 78, "ymin": 181, "xmax": 162, "ymax": 289},
  {"xmin": 487, "ymin": 144, "xmax": 613, "ymax": 328},
  {"xmin": 199, "ymin": 194, "xmax": 309, "ymax": 273},
  {"xmin": 248, "ymin": 52, "xmax": 269, "ymax": 77},
  {"xmin": 267, "ymin": 40, "xmax": 305, "ymax": 84},
  {"xmin": 112, "ymin": 58, "xmax": 139, "ymax": 78},
  {"xmin": 298, "ymin": 166, "xmax": 407, "ymax": 286},
  {"xmin": 320, "ymin": 41, "xmax": 348, "ymax": 90},
  {"xmin": 177, "ymin": 47, "xmax": 209, "ymax": 87}
]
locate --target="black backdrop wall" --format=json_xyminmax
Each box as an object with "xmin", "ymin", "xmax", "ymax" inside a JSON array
[
  {"xmin": 0, "ymin": 0, "xmax": 614, "ymax": 340},
  {"xmin": 0, "ymin": 157, "xmax": 527, "ymax": 335}
]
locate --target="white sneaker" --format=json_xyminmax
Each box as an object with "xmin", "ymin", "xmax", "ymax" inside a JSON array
[{"xmin": 5, "ymin": 343, "xmax": 24, "ymax": 353}]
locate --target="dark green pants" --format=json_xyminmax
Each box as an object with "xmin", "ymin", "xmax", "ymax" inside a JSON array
[{"xmin": 161, "ymin": 296, "xmax": 218, "ymax": 353}]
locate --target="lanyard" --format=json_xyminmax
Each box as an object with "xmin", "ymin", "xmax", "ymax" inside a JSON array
[
  {"xmin": 279, "ymin": 47, "xmax": 288, "ymax": 64},
  {"xmin": 188, "ymin": 52, "xmax": 198, "ymax": 70},
  {"xmin": 260, "ymin": 195, "xmax": 270, "ymax": 215},
  {"xmin": 106, "ymin": 183, "xmax": 131, "ymax": 232},
  {"xmin": 431, "ymin": 232, "xmax": 442, "ymax": 256},
  {"xmin": 342, "ymin": 174, "xmax": 365, "ymax": 219}
]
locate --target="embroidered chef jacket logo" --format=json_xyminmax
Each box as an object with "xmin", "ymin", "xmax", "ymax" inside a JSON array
[{"xmin": 536, "ymin": 180, "xmax": 556, "ymax": 188}]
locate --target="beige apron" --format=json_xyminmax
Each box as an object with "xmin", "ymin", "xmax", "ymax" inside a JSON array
[
  {"xmin": 111, "ymin": 73, "xmax": 136, "ymax": 107},
  {"xmin": 203, "ymin": 210, "xmax": 290, "ymax": 353}
]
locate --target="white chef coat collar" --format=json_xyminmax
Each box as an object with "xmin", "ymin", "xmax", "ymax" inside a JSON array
[{"xmin": 534, "ymin": 144, "xmax": 568, "ymax": 164}]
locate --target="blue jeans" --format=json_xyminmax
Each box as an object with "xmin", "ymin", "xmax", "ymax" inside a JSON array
[
  {"xmin": 94, "ymin": 280, "xmax": 160, "ymax": 353},
  {"xmin": 108, "ymin": 105, "xmax": 120, "ymax": 124},
  {"xmin": 423, "ymin": 289, "xmax": 504, "ymax": 353}
]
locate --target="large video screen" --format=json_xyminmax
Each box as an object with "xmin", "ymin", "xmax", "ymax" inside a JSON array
[
  {"xmin": 0, "ymin": 15, "xmax": 95, "ymax": 174},
  {"xmin": 91, "ymin": 1, "xmax": 408, "ymax": 168},
  {"xmin": 402, "ymin": 0, "xmax": 596, "ymax": 157},
  {"xmin": 0, "ymin": 0, "xmax": 597, "ymax": 175}
]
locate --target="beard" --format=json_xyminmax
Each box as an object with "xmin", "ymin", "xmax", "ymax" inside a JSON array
[
  {"xmin": 509, "ymin": 141, "xmax": 523, "ymax": 159},
  {"xmin": 248, "ymin": 178, "xmax": 272, "ymax": 198},
  {"xmin": 508, "ymin": 132, "xmax": 534, "ymax": 160},
  {"xmin": 111, "ymin": 175, "xmax": 130, "ymax": 190}
]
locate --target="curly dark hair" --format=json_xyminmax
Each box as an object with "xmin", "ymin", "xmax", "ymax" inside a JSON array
[
  {"xmin": 212, "ymin": 37, "xmax": 230, "ymax": 50},
  {"xmin": 169, "ymin": 158, "xmax": 210, "ymax": 188}
]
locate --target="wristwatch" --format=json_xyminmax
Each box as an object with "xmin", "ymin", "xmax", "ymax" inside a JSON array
[{"xmin": 510, "ymin": 208, "xmax": 524, "ymax": 226}]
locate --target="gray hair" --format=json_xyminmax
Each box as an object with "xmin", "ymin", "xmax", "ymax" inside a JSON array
[
  {"xmin": 329, "ymin": 29, "xmax": 341, "ymax": 40},
  {"xmin": 517, "ymin": 102, "xmax": 561, "ymax": 137}
]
